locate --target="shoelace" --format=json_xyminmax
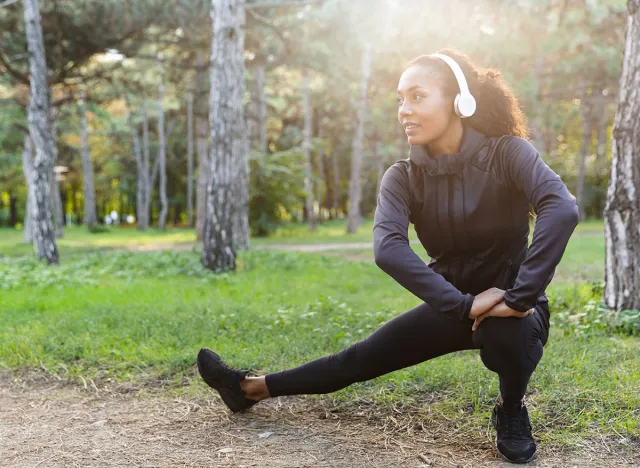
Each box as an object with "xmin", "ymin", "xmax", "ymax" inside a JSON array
[{"xmin": 499, "ymin": 408, "xmax": 532, "ymax": 442}]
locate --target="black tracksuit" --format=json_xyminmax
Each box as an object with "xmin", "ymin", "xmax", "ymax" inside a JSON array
[{"xmin": 265, "ymin": 124, "xmax": 579, "ymax": 405}]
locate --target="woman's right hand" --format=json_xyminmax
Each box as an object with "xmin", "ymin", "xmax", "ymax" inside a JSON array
[{"xmin": 468, "ymin": 287, "xmax": 506, "ymax": 320}]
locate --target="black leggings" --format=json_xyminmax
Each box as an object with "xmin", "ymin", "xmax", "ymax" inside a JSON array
[{"xmin": 265, "ymin": 300, "xmax": 550, "ymax": 405}]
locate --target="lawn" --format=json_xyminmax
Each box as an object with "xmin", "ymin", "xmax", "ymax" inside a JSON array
[{"xmin": 0, "ymin": 217, "xmax": 638, "ymax": 449}]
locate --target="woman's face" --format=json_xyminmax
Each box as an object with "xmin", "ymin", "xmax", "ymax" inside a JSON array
[{"xmin": 397, "ymin": 64, "xmax": 456, "ymax": 147}]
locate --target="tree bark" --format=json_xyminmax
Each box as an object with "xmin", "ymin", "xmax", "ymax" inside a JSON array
[
  {"xmin": 316, "ymin": 126, "xmax": 325, "ymax": 222},
  {"xmin": 187, "ymin": 92, "xmax": 194, "ymax": 227},
  {"xmin": 126, "ymin": 100, "xmax": 146, "ymax": 231},
  {"xmin": 195, "ymin": 50, "xmax": 209, "ymax": 241},
  {"xmin": 202, "ymin": 0, "xmax": 246, "ymax": 271},
  {"xmin": 604, "ymin": 0, "xmax": 640, "ymax": 312},
  {"xmin": 24, "ymin": 0, "xmax": 59, "ymax": 264},
  {"xmin": 375, "ymin": 140, "xmax": 384, "ymax": 197},
  {"xmin": 157, "ymin": 75, "xmax": 168, "ymax": 231},
  {"xmin": 249, "ymin": 62, "xmax": 268, "ymax": 154},
  {"xmin": 594, "ymin": 88, "xmax": 609, "ymax": 178},
  {"xmin": 22, "ymin": 134, "xmax": 34, "ymax": 244},
  {"xmin": 576, "ymin": 78, "xmax": 593, "ymax": 221},
  {"xmin": 302, "ymin": 69, "xmax": 316, "ymax": 231},
  {"xmin": 532, "ymin": 54, "xmax": 547, "ymax": 158},
  {"xmin": 79, "ymin": 89, "xmax": 97, "ymax": 230},
  {"xmin": 347, "ymin": 44, "xmax": 371, "ymax": 234},
  {"xmin": 49, "ymin": 108, "xmax": 64, "ymax": 239},
  {"xmin": 331, "ymin": 137, "xmax": 340, "ymax": 218},
  {"xmin": 140, "ymin": 99, "xmax": 151, "ymax": 230},
  {"xmin": 232, "ymin": 127, "xmax": 250, "ymax": 249}
]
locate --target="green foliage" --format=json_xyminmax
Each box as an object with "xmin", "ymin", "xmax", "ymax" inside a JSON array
[{"xmin": 249, "ymin": 148, "xmax": 306, "ymax": 236}]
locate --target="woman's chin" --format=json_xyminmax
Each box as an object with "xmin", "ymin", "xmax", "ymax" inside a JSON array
[{"xmin": 407, "ymin": 134, "xmax": 428, "ymax": 147}]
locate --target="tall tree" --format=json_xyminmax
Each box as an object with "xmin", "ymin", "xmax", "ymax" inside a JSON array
[
  {"xmin": 23, "ymin": 0, "xmax": 58, "ymax": 264},
  {"xmin": 195, "ymin": 50, "xmax": 210, "ymax": 241},
  {"xmin": 604, "ymin": 0, "xmax": 640, "ymax": 312},
  {"xmin": 187, "ymin": 91, "xmax": 194, "ymax": 227},
  {"xmin": 302, "ymin": 69, "xmax": 316, "ymax": 231},
  {"xmin": 141, "ymin": 99, "xmax": 151, "ymax": 230},
  {"xmin": 21, "ymin": 134, "xmax": 34, "ymax": 244},
  {"xmin": 79, "ymin": 89, "xmax": 97, "ymax": 230},
  {"xmin": 202, "ymin": 0, "xmax": 246, "ymax": 271},
  {"xmin": 347, "ymin": 43, "xmax": 371, "ymax": 234},
  {"xmin": 157, "ymin": 63, "xmax": 169, "ymax": 231},
  {"xmin": 576, "ymin": 78, "xmax": 593, "ymax": 221}
]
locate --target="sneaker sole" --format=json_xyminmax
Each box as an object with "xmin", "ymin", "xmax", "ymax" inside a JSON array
[{"xmin": 496, "ymin": 448, "xmax": 537, "ymax": 464}]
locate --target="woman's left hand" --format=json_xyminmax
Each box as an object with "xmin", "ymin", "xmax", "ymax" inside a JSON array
[{"xmin": 472, "ymin": 301, "xmax": 534, "ymax": 331}]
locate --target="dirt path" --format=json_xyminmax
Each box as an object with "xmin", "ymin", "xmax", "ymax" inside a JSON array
[{"xmin": 1, "ymin": 376, "xmax": 636, "ymax": 468}]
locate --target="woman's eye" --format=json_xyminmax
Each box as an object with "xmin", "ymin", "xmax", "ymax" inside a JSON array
[
  {"xmin": 413, "ymin": 93, "xmax": 424, "ymax": 100},
  {"xmin": 396, "ymin": 96, "xmax": 403, "ymax": 105}
]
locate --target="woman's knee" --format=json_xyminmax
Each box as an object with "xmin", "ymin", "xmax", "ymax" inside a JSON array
[{"xmin": 475, "ymin": 314, "xmax": 545, "ymax": 373}]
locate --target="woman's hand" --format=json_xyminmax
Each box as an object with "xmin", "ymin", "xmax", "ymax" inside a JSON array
[
  {"xmin": 472, "ymin": 301, "xmax": 534, "ymax": 331},
  {"xmin": 469, "ymin": 287, "xmax": 506, "ymax": 320}
]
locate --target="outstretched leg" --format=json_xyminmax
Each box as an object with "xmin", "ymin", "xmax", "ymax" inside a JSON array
[{"xmin": 256, "ymin": 301, "xmax": 475, "ymax": 398}]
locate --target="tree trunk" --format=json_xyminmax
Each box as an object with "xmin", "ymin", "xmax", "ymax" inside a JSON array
[
  {"xmin": 187, "ymin": 92, "xmax": 194, "ymax": 228},
  {"xmin": 604, "ymin": 0, "xmax": 640, "ymax": 312},
  {"xmin": 316, "ymin": 127, "xmax": 325, "ymax": 222},
  {"xmin": 140, "ymin": 99, "xmax": 151, "ymax": 230},
  {"xmin": 157, "ymin": 78, "xmax": 168, "ymax": 231},
  {"xmin": 331, "ymin": 137, "xmax": 340, "ymax": 218},
  {"xmin": 375, "ymin": 140, "xmax": 384, "ymax": 197},
  {"xmin": 22, "ymin": 134, "xmax": 34, "ymax": 244},
  {"xmin": 594, "ymin": 89, "xmax": 609, "ymax": 178},
  {"xmin": 127, "ymin": 100, "xmax": 146, "ymax": 231},
  {"xmin": 347, "ymin": 44, "xmax": 371, "ymax": 234},
  {"xmin": 532, "ymin": 55, "xmax": 547, "ymax": 158},
  {"xmin": 249, "ymin": 62, "xmax": 268, "ymax": 154},
  {"xmin": 49, "ymin": 108, "xmax": 64, "ymax": 239},
  {"xmin": 232, "ymin": 130, "xmax": 250, "ymax": 249},
  {"xmin": 202, "ymin": 0, "xmax": 246, "ymax": 271},
  {"xmin": 195, "ymin": 50, "xmax": 209, "ymax": 241},
  {"xmin": 24, "ymin": 0, "xmax": 59, "ymax": 264},
  {"xmin": 576, "ymin": 78, "xmax": 593, "ymax": 221},
  {"xmin": 51, "ymin": 174, "xmax": 64, "ymax": 238},
  {"xmin": 79, "ymin": 89, "xmax": 97, "ymax": 230},
  {"xmin": 302, "ymin": 69, "xmax": 316, "ymax": 231}
]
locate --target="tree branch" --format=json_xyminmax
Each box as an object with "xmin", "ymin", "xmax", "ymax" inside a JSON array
[
  {"xmin": 0, "ymin": 50, "xmax": 29, "ymax": 84},
  {"xmin": 0, "ymin": 0, "xmax": 18, "ymax": 8}
]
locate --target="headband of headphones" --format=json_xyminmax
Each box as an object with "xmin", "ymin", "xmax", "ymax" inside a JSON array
[{"xmin": 430, "ymin": 53, "xmax": 476, "ymax": 118}]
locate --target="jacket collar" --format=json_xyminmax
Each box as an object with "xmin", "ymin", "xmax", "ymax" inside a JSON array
[{"xmin": 408, "ymin": 124, "xmax": 488, "ymax": 175}]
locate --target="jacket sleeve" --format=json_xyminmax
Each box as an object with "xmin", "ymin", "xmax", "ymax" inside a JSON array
[
  {"xmin": 501, "ymin": 138, "xmax": 580, "ymax": 312},
  {"xmin": 373, "ymin": 163, "xmax": 475, "ymax": 320}
]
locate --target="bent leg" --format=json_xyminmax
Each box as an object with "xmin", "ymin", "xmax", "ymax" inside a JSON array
[
  {"xmin": 265, "ymin": 302, "xmax": 475, "ymax": 397},
  {"xmin": 473, "ymin": 303, "xmax": 550, "ymax": 405}
]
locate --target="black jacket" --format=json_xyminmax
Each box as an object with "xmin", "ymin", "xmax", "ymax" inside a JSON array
[{"xmin": 373, "ymin": 124, "xmax": 579, "ymax": 321}]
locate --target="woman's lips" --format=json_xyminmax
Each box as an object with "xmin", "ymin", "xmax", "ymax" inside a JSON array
[{"xmin": 405, "ymin": 124, "xmax": 421, "ymax": 135}]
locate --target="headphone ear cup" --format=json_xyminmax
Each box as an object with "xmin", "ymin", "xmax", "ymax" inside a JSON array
[{"xmin": 455, "ymin": 94, "xmax": 477, "ymax": 118}]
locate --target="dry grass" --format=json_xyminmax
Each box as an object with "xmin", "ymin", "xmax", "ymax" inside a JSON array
[{"xmin": 1, "ymin": 373, "xmax": 636, "ymax": 468}]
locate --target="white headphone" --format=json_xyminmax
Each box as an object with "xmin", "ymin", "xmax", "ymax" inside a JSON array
[{"xmin": 430, "ymin": 53, "xmax": 477, "ymax": 118}]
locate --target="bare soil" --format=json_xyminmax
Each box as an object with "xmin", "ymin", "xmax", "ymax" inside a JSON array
[{"xmin": 1, "ymin": 374, "xmax": 636, "ymax": 468}]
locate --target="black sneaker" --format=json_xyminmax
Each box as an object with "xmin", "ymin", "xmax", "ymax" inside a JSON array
[
  {"xmin": 196, "ymin": 348, "xmax": 258, "ymax": 413},
  {"xmin": 491, "ymin": 402, "xmax": 537, "ymax": 464}
]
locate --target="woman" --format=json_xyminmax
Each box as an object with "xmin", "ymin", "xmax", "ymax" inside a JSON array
[{"xmin": 197, "ymin": 49, "xmax": 579, "ymax": 464}]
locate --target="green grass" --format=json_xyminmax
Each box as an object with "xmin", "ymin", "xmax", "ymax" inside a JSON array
[
  {"xmin": 0, "ymin": 246, "xmax": 638, "ymax": 448},
  {"xmin": 1, "ymin": 218, "xmax": 637, "ymax": 447},
  {"xmin": 0, "ymin": 225, "xmax": 197, "ymax": 258}
]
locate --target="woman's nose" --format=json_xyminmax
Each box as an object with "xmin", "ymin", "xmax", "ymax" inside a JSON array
[{"xmin": 398, "ymin": 102, "xmax": 413, "ymax": 117}]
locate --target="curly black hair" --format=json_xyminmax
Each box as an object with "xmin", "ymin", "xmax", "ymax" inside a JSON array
[{"xmin": 406, "ymin": 49, "xmax": 529, "ymax": 139}]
